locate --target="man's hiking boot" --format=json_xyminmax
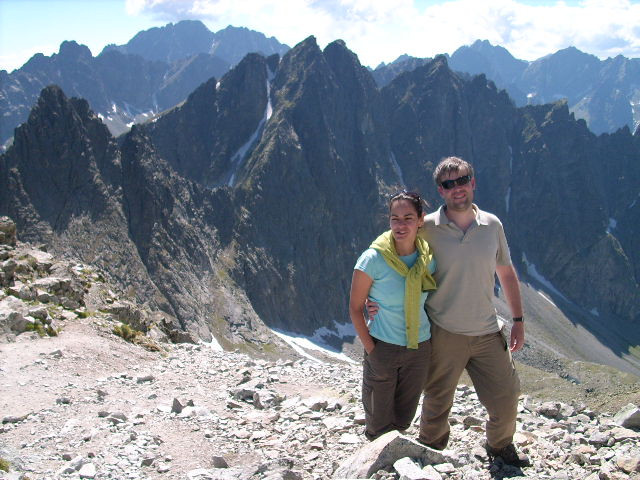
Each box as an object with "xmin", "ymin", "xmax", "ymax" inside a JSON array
[{"xmin": 485, "ymin": 442, "xmax": 530, "ymax": 467}]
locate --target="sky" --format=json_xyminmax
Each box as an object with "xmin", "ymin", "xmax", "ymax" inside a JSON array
[{"xmin": 2, "ymin": 0, "xmax": 640, "ymax": 72}]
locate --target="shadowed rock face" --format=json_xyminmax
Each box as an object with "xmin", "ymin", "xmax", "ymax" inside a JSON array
[
  {"xmin": 0, "ymin": 38, "xmax": 638, "ymax": 367},
  {"xmin": 144, "ymin": 53, "xmax": 270, "ymax": 187}
]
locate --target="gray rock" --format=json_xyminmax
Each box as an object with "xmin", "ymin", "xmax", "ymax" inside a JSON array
[
  {"xmin": 421, "ymin": 465, "xmax": 443, "ymax": 480},
  {"xmin": 35, "ymin": 290, "xmax": 53, "ymax": 303},
  {"xmin": 0, "ymin": 296, "xmax": 29, "ymax": 334},
  {"xmin": 537, "ymin": 402, "xmax": 561, "ymax": 419},
  {"xmin": 61, "ymin": 298, "xmax": 80, "ymax": 309},
  {"xmin": 588, "ymin": 431, "xmax": 610, "ymax": 447},
  {"xmin": 338, "ymin": 433, "xmax": 360, "ymax": 444},
  {"xmin": 136, "ymin": 374, "xmax": 154, "ymax": 383},
  {"xmin": 610, "ymin": 426, "xmax": 640, "ymax": 442},
  {"xmin": 28, "ymin": 306, "xmax": 50, "ymax": 321},
  {"xmin": 303, "ymin": 397, "xmax": 329, "ymax": 411},
  {"xmin": 78, "ymin": 462, "xmax": 97, "ymax": 478},
  {"xmin": 171, "ymin": 398, "xmax": 184, "ymax": 414},
  {"xmin": 212, "ymin": 456, "xmax": 229, "ymax": 468},
  {"xmin": 394, "ymin": 457, "xmax": 430, "ymax": 479},
  {"xmin": 2, "ymin": 258, "xmax": 17, "ymax": 280},
  {"xmin": 147, "ymin": 325, "xmax": 170, "ymax": 343},
  {"xmin": 463, "ymin": 416, "xmax": 484, "ymax": 428},
  {"xmin": 613, "ymin": 403, "xmax": 640, "ymax": 429},
  {"xmin": 69, "ymin": 455, "xmax": 87, "ymax": 470},
  {"xmin": 616, "ymin": 455, "xmax": 640, "ymax": 474},
  {"xmin": 231, "ymin": 379, "xmax": 263, "ymax": 402},
  {"xmin": 0, "ymin": 217, "xmax": 17, "ymax": 246},
  {"xmin": 2, "ymin": 414, "xmax": 29, "ymax": 424},
  {"xmin": 254, "ymin": 389, "xmax": 282, "ymax": 409},
  {"xmin": 433, "ymin": 463, "xmax": 455, "ymax": 474},
  {"xmin": 103, "ymin": 302, "xmax": 148, "ymax": 332},
  {"xmin": 107, "ymin": 412, "xmax": 127, "ymax": 424},
  {"xmin": 333, "ymin": 431, "xmax": 446, "ymax": 479}
]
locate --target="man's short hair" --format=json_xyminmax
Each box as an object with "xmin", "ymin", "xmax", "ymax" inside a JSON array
[{"xmin": 433, "ymin": 156, "xmax": 475, "ymax": 185}]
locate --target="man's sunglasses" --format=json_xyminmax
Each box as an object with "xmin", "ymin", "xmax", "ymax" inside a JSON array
[{"xmin": 440, "ymin": 175, "xmax": 472, "ymax": 190}]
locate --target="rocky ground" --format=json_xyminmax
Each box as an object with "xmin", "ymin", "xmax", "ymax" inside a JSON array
[
  {"xmin": 1, "ymin": 316, "xmax": 640, "ymax": 480},
  {"xmin": 1, "ymin": 217, "xmax": 640, "ymax": 480}
]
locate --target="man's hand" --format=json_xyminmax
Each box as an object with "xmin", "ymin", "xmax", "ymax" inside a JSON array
[
  {"xmin": 364, "ymin": 299, "xmax": 379, "ymax": 320},
  {"xmin": 509, "ymin": 321, "xmax": 525, "ymax": 352}
]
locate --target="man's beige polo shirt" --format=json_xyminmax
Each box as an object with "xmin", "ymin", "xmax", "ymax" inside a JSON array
[{"xmin": 419, "ymin": 204, "xmax": 512, "ymax": 336}]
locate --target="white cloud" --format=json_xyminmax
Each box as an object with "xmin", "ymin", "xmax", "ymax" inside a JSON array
[{"xmin": 124, "ymin": 0, "xmax": 640, "ymax": 66}]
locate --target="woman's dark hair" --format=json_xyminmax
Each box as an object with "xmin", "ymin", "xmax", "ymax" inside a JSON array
[{"xmin": 389, "ymin": 190, "xmax": 428, "ymax": 217}]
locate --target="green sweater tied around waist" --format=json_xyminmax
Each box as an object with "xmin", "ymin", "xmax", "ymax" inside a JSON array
[{"xmin": 370, "ymin": 230, "xmax": 436, "ymax": 349}]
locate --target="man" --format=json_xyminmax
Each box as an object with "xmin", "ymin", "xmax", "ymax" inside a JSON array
[{"xmin": 418, "ymin": 156, "xmax": 527, "ymax": 466}]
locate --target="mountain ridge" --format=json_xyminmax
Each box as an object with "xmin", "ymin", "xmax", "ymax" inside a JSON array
[
  {"xmin": 4, "ymin": 23, "xmax": 639, "ymax": 151},
  {"xmin": 376, "ymin": 39, "xmax": 640, "ymax": 135}
]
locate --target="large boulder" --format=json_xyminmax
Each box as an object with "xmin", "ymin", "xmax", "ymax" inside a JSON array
[
  {"xmin": 0, "ymin": 296, "xmax": 29, "ymax": 335},
  {"xmin": 333, "ymin": 431, "xmax": 446, "ymax": 479},
  {"xmin": 0, "ymin": 217, "xmax": 17, "ymax": 246},
  {"xmin": 614, "ymin": 403, "xmax": 640, "ymax": 429}
]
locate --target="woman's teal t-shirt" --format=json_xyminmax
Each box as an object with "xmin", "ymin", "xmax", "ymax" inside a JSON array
[{"xmin": 354, "ymin": 248, "xmax": 435, "ymax": 346}]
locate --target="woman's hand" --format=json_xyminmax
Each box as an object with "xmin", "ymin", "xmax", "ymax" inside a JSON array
[
  {"xmin": 350, "ymin": 270, "xmax": 376, "ymax": 354},
  {"xmin": 365, "ymin": 299, "xmax": 379, "ymax": 320}
]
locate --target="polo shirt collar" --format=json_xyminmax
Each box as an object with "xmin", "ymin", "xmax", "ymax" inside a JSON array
[{"xmin": 435, "ymin": 204, "xmax": 488, "ymax": 226}]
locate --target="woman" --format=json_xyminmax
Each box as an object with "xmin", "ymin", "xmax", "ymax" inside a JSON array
[{"xmin": 349, "ymin": 190, "xmax": 436, "ymax": 441}]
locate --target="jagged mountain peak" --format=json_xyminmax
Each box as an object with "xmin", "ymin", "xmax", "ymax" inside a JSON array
[
  {"xmin": 428, "ymin": 53, "xmax": 450, "ymax": 70},
  {"xmin": 272, "ymin": 36, "xmax": 328, "ymax": 97},
  {"xmin": 100, "ymin": 21, "xmax": 289, "ymax": 67},
  {"xmin": 393, "ymin": 54, "xmax": 457, "ymax": 88},
  {"xmin": 534, "ymin": 45, "xmax": 600, "ymax": 66},
  {"xmin": 20, "ymin": 41, "xmax": 94, "ymax": 73},
  {"xmin": 553, "ymin": 45, "xmax": 594, "ymax": 57},
  {"xmin": 286, "ymin": 35, "xmax": 320, "ymax": 57},
  {"xmin": 467, "ymin": 39, "xmax": 518, "ymax": 58},
  {"xmin": 211, "ymin": 24, "xmax": 289, "ymax": 64},
  {"xmin": 3, "ymin": 85, "xmax": 120, "ymax": 236},
  {"xmin": 323, "ymin": 39, "xmax": 374, "ymax": 86},
  {"xmin": 323, "ymin": 39, "xmax": 360, "ymax": 65},
  {"xmin": 19, "ymin": 85, "xmax": 98, "ymax": 143},
  {"xmin": 169, "ymin": 19, "xmax": 210, "ymax": 32},
  {"xmin": 142, "ymin": 50, "xmax": 269, "ymax": 186},
  {"xmin": 392, "ymin": 54, "xmax": 416, "ymax": 65},
  {"xmin": 21, "ymin": 84, "xmax": 111, "ymax": 147},
  {"xmin": 101, "ymin": 19, "xmax": 214, "ymax": 61},
  {"xmin": 58, "ymin": 40, "xmax": 93, "ymax": 60}
]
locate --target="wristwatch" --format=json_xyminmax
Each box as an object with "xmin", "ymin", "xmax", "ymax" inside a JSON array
[{"xmin": 512, "ymin": 317, "xmax": 524, "ymax": 323}]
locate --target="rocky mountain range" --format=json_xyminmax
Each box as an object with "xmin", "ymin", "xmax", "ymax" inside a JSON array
[
  {"xmin": 1, "ymin": 32, "xmax": 639, "ymax": 378},
  {"xmin": 0, "ymin": 21, "xmax": 289, "ymax": 149},
  {"xmin": 3, "ymin": 21, "xmax": 640, "ymax": 152},
  {"xmin": 374, "ymin": 39, "xmax": 640, "ymax": 135}
]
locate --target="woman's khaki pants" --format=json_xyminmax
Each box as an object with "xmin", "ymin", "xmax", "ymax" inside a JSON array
[{"xmin": 363, "ymin": 338, "xmax": 431, "ymax": 440}]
